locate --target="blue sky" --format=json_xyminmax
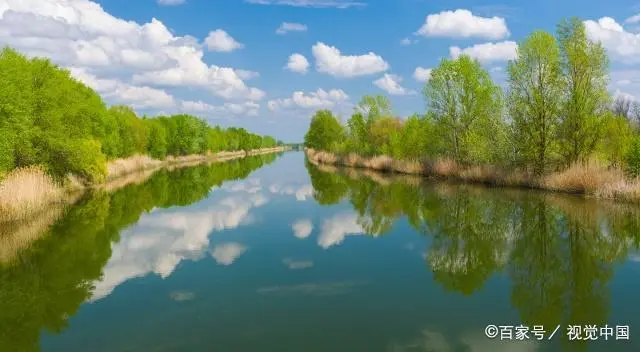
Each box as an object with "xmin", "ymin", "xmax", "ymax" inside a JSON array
[{"xmin": 2, "ymin": 0, "xmax": 640, "ymax": 141}]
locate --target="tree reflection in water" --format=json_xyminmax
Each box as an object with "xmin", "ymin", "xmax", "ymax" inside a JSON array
[{"xmin": 306, "ymin": 160, "xmax": 640, "ymax": 349}]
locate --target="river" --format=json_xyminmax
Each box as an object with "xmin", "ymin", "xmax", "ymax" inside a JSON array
[{"xmin": 1, "ymin": 151, "xmax": 639, "ymax": 352}]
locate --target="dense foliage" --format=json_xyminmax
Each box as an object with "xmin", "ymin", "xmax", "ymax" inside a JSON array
[
  {"xmin": 0, "ymin": 48, "xmax": 280, "ymax": 183},
  {"xmin": 303, "ymin": 18, "xmax": 640, "ymax": 177}
]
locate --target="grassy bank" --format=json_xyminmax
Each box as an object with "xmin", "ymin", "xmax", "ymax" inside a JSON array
[
  {"xmin": 0, "ymin": 147, "xmax": 287, "ymax": 223},
  {"xmin": 305, "ymin": 148, "xmax": 640, "ymax": 203}
]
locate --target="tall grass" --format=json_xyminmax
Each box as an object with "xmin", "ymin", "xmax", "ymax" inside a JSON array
[
  {"xmin": 542, "ymin": 160, "xmax": 625, "ymax": 194},
  {"xmin": 106, "ymin": 155, "xmax": 163, "ymax": 181},
  {"xmin": 0, "ymin": 166, "xmax": 64, "ymax": 222},
  {"xmin": 0, "ymin": 147, "xmax": 288, "ymax": 223},
  {"xmin": 305, "ymin": 148, "xmax": 640, "ymax": 203},
  {"xmin": 105, "ymin": 147, "xmax": 286, "ymax": 181}
]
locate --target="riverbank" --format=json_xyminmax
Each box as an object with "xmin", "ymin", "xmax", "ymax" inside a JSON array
[
  {"xmin": 305, "ymin": 148, "xmax": 640, "ymax": 203},
  {"xmin": 0, "ymin": 147, "xmax": 288, "ymax": 223}
]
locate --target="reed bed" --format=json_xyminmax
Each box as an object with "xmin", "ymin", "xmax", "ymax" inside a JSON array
[
  {"xmin": 106, "ymin": 155, "xmax": 163, "ymax": 181},
  {"xmin": 0, "ymin": 147, "xmax": 287, "ymax": 223},
  {"xmin": 0, "ymin": 166, "xmax": 64, "ymax": 222},
  {"xmin": 305, "ymin": 148, "xmax": 640, "ymax": 203}
]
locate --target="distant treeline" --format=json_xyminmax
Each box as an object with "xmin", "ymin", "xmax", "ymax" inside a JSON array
[
  {"xmin": 0, "ymin": 48, "xmax": 281, "ymax": 183},
  {"xmin": 304, "ymin": 18, "xmax": 640, "ymax": 177}
]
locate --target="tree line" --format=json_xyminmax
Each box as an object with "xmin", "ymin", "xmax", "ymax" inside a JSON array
[
  {"xmin": 304, "ymin": 18, "xmax": 640, "ymax": 177},
  {"xmin": 0, "ymin": 48, "xmax": 281, "ymax": 184}
]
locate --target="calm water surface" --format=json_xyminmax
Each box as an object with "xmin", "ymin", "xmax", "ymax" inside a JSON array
[{"xmin": 1, "ymin": 152, "xmax": 640, "ymax": 352}]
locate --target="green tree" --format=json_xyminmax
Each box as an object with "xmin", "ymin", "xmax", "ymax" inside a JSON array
[
  {"xmin": 395, "ymin": 114, "xmax": 435, "ymax": 159},
  {"xmin": 345, "ymin": 112, "xmax": 369, "ymax": 153},
  {"xmin": 145, "ymin": 118, "xmax": 168, "ymax": 159},
  {"xmin": 0, "ymin": 48, "xmax": 33, "ymax": 174},
  {"xmin": 0, "ymin": 47, "xmax": 279, "ymax": 183},
  {"xmin": 598, "ymin": 111, "xmax": 633, "ymax": 167},
  {"xmin": 626, "ymin": 136, "xmax": 640, "ymax": 177},
  {"xmin": 557, "ymin": 17, "xmax": 610, "ymax": 165},
  {"xmin": 369, "ymin": 117, "xmax": 403, "ymax": 156},
  {"xmin": 356, "ymin": 95, "xmax": 392, "ymax": 122},
  {"xmin": 424, "ymin": 55, "xmax": 505, "ymax": 163},
  {"xmin": 304, "ymin": 110, "xmax": 345, "ymax": 151},
  {"xmin": 508, "ymin": 31, "xmax": 563, "ymax": 175}
]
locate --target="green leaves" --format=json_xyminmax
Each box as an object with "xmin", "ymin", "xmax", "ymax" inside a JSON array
[
  {"xmin": 625, "ymin": 137, "xmax": 640, "ymax": 177},
  {"xmin": 508, "ymin": 30, "xmax": 563, "ymax": 175},
  {"xmin": 304, "ymin": 110, "xmax": 345, "ymax": 151},
  {"xmin": 557, "ymin": 18, "xmax": 610, "ymax": 165},
  {"xmin": 425, "ymin": 55, "xmax": 505, "ymax": 164},
  {"xmin": 0, "ymin": 47, "xmax": 278, "ymax": 184}
]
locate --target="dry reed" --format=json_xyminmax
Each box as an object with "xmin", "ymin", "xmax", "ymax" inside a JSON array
[
  {"xmin": 106, "ymin": 155, "xmax": 162, "ymax": 181},
  {"xmin": 0, "ymin": 166, "xmax": 64, "ymax": 222},
  {"xmin": 0, "ymin": 147, "xmax": 287, "ymax": 223},
  {"xmin": 432, "ymin": 158, "xmax": 459, "ymax": 178},
  {"xmin": 305, "ymin": 148, "xmax": 640, "ymax": 203},
  {"xmin": 542, "ymin": 160, "xmax": 626, "ymax": 194}
]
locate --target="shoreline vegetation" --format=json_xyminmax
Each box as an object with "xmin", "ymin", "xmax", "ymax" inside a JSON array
[
  {"xmin": 0, "ymin": 152, "xmax": 281, "ymax": 267},
  {"xmin": 306, "ymin": 148, "xmax": 640, "ymax": 203},
  {"xmin": 0, "ymin": 147, "xmax": 287, "ymax": 223},
  {"xmin": 303, "ymin": 18, "xmax": 640, "ymax": 204},
  {"xmin": 0, "ymin": 47, "xmax": 288, "ymax": 223},
  {"xmin": 307, "ymin": 156, "xmax": 640, "ymax": 221}
]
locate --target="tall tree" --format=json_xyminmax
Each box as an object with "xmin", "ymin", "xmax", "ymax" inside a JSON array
[
  {"xmin": 508, "ymin": 31, "xmax": 563, "ymax": 175},
  {"xmin": 557, "ymin": 17, "xmax": 610, "ymax": 164},
  {"xmin": 304, "ymin": 110, "xmax": 345, "ymax": 151},
  {"xmin": 356, "ymin": 95, "xmax": 392, "ymax": 123},
  {"xmin": 424, "ymin": 55, "xmax": 504, "ymax": 163}
]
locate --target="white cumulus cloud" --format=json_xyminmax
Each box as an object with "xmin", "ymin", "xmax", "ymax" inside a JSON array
[
  {"xmin": 417, "ymin": 9, "xmax": 510, "ymax": 40},
  {"xmin": 70, "ymin": 68, "xmax": 176, "ymax": 109},
  {"xmin": 373, "ymin": 74, "xmax": 414, "ymax": 95},
  {"xmin": 235, "ymin": 69, "xmax": 260, "ymax": 80},
  {"xmin": 312, "ymin": 42, "xmax": 390, "ymax": 78},
  {"xmin": 449, "ymin": 41, "xmax": 517, "ymax": 63},
  {"xmin": 0, "ymin": 0, "xmax": 264, "ymax": 106},
  {"xmin": 205, "ymin": 29, "xmax": 244, "ymax": 52},
  {"xmin": 584, "ymin": 17, "xmax": 640, "ymax": 63},
  {"xmin": 180, "ymin": 100, "xmax": 260, "ymax": 117},
  {"xmin": 413, "ymin": 67, "xmax": 432, "ymax": 82},
  {"xmin": 276, "ymin": 22, "xmax": 308, "ymax": 35},
  {"xmin": 625, "ymin": 14, "xmax": 640, "ymax": 25},
  {"xmin": 268, "ymin": 88, "xmax": 349, "ymax": 111},
  {"xmin": 286, "ymin": 53, "xmax": 310, "ymax": 74}
]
